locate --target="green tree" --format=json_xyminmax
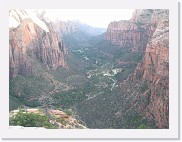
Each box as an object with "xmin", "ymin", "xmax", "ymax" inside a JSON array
[
  {"xmin": 137, "ymin": 124, "xmax": 150, "ymax": 129},
  {"xmin": 64, "ymin": 109, "xmax": 73, "ymax": 116},
  {"xmin": 9, "ymin": 112, "xmax": 57, "ymax": 129}
]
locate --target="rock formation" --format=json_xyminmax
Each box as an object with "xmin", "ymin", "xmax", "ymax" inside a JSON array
[
  {"xmin": 9, "ymin": 9, "xmax": 65, "ymax": 78},
  {"xmin": 135, "ymin": 9, "xmax": 169, "ymax": 128},
  {"xmin": 10, "ymin": 108, "xmax": 86, "ymax": 129},
  {"xmin": 106, "ymin": 9, "xmax": 169, "ymax": 128},
  {"xmin": 105, "ymin": 9, "xmax": 154, "ymax": 52}
]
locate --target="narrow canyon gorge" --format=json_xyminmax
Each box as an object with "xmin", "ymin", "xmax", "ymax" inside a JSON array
[{"xmin": 9, "ymin": 9, "xmax": 169, "ymax": 129}]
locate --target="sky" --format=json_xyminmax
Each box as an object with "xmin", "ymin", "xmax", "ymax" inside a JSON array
[{"xmin": 42, "ymin": 9, "xmax": 135, "ymax": 28}]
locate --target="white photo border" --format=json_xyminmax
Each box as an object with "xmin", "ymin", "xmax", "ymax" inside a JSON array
[{"xmin": 0, "ymin": 0, "xmax": 179, "ymax": 139}]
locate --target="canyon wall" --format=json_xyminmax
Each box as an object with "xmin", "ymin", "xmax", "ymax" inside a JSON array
[
  {"xmin": 106, "ymin": 9, "xmax": 169, "ymax": 128},
  {"xmin": 136, "ymin": 9, "xmax": 169, "ymax": 128},
  {"xmin": 9, "ymin": 9, "xmax": 65, "ymax": 78},
  {"xmin": 105, "ymin": 10, "xmax": 155, "ymax": 52}
]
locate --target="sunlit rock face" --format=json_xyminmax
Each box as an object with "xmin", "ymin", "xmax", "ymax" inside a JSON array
[
  {"xmin": 106, "ymin": 9, "xmax": 169, "ymax": 128},
  {"xmin": 9, "ymin": 9, "xmax": 65, "ymax": 78},
  {"xmin": 137, "ymin": 10, "xmax": 169, "ymax": 128},
  {"xmin": 105, "ymin": 9, "xmax": 154, "ymax": 52}
]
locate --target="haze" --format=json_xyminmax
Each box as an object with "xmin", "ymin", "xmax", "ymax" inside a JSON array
[{"xmin": 36, "ymin": 9, "xmax": 135, "ymax": 28}]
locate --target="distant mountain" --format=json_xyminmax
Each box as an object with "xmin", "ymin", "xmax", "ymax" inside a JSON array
[
  {"xmin": 57, "ymin": 21, "xmax": 106, "ymax": 48},
  {"xmin": 77, "ymin": 23, "xmax": 106, "ymax": 36},
  {"xmin": 52, "ymin": 20, "xmax": 106, "ymax": 36},
  {"xmin": 62, "ymin": 31, "xmax": 93, "ymax": 48}
]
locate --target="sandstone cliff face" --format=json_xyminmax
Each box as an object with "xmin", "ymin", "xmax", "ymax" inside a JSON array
[
  {"xmin": 9, "ymin": 9, "xmax": 65, "ymax": 78},
  {"xmin": 106, "ymin": 10, "xmax": 169, "ymax": 128},
  {"xmin": 59, "ymin": 21, "xmax": 78, "ymax": 34},
  {"xmin": 105, "ymin": 9, "xmax": 154, "ymax": 52},
  {"xmin": 138, "ymin": 10, "xmax": 169, "ymax": 128}
]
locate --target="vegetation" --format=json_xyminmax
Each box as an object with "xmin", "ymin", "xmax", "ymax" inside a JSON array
[
  {"xmin": 120, "ymin": 109, "xmax": 155, "ymax": 129},
  {"xmin": 10, "ymin": 32, "xmax": 152, "ymax": 129},
  {"xmin": 59, "ymin": 118, "xmax": 66, "ymax": 126},
  {"xmin": 9, "ymin": 96, "xmax": 23, "ymax": 111},
  {"xmin": 64, "ymin": 109, "xmax": 73, "ymax": 116},
  {"xmin": 53, "ymin": 89, "xmax": 87, "ymax": 109},
  {"xmin": 9, "ymin": 74, "xmax": 54, "ymax": 110},
  {"xmin": 9, "ymin": 111, "xmax": 57, "ymax": 129},
  {"xmin": 62, "ymin": 31, "xmax": 94, "ymax": 48},
  {"xmin": 137, "ymin": 124, "xmax": 150, "ymax": 129},
  {"xmin": 139, "ymin": 80, "xmax": 148, "ymax": 93}
]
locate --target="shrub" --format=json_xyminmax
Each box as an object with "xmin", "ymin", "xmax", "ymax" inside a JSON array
[
  {"xmin": 9, "ymin": 111, "xmax": 57, "ymax": 129},
  {"xmin": 64, "ymin": 109, "xmax": 73, "ymax": 116},
  {"xmin": 59, "ymin": 118, "xmax": 66, "ymax": 126},
  {"xmin": 137, "ymin": 124, "xmax": 150, "ymax": 129},
  {"xmin": 139, "ymin": 80, "xmax": 148, "ymax": 93}
]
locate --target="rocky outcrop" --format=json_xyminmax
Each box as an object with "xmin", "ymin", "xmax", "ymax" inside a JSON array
[
  {"xmin": 106, "ymin": 9, "xmax": 169, "ymax": 128},
  {"xmin": 59, "ymin": 21, "xmax": 78, "ymax": 34},
  {"xmin": 105, "ymin": 9, "xmax": 154, "ymax": 52},
  {"xmin": 10, "ymin": 108, "xmax": 86, "ymax": 129},
  {"xmin": 9, "ymin": 9, "xmax": 66, "ymax": 78},
  {"xmin": 49, "ymin": 109, "xmax": 86, "ymax": 129},
  {"xmin": 136, "ymin": 10, "xmax": 169, "ymax": 128}
]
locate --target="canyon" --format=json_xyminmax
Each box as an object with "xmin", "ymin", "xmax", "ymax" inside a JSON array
[
  {"xmin": 105, "ymin": 9, "xmax": 169, "ymax": 128},
  {"xmin": 9, "ymin": 9, "xmax": 169, "ymax": 129}
]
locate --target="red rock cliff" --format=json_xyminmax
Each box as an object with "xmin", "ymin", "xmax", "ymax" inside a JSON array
[
  {"xmin": 105, "ymin": 10, "xmax": 155, "ymax": 52},
  {"xmin": 136, "ymin": 9, "xmax": 169, "ymax": 128},
  {"xmin": 106, "ymin": 9, "xmax": 169, "ymax": 128},
  {"xmin": 9, "ymin": 9, "xmax": 65, "ymax": 78}
]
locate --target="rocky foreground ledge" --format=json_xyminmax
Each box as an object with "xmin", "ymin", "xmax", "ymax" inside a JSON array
[{"xmin": 9, "ymin": 108, "xmax": 86, "ymax": 129}]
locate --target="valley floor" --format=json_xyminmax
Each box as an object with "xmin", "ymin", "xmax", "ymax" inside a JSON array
[{"xmin": 9, "ymin": 34, "xmax": 156, "ymax": 129}]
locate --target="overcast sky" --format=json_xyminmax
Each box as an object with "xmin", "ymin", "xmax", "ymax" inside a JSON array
[{"xmin": 43, "ymin": 9, "xmax": 135, "ymax": 28}]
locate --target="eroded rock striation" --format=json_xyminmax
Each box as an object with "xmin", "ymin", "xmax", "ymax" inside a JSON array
[
  {"xmin": 105, "ymin": 10, "xmax": 155, "ymax": 52},
  {"xmin": 136, "ymin": 10, "xmax": 169, "ymax": 128},
  {"xmin": 106, "ymin": 9, "xmax": 169, "ymax": 128},
  {"xmin": 9, "ymin": 9, "xmax": 65, "ymax": 78}
]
